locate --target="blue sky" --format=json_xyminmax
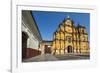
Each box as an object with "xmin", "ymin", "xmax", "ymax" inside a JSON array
[{"xmin": 32, "ymin": 11, "xmax": 90, "ymax": 41}]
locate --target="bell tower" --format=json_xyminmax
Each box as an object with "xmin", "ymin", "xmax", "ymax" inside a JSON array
[{"xmin": 64, "ymin": 15, "xmax": 72, "ymax": 26}]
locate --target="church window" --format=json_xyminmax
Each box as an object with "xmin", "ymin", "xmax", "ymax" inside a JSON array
[{"xmin": 67, "ymin": 37, "xmax": 71, "ymax": 43}]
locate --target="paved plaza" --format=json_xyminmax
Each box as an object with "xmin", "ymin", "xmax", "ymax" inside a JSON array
[{"xmin": 23, "ymin": 53, "xmax": 90, "ymax": 62}]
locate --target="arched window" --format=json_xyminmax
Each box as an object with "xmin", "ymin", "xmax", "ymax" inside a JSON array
[
  {"xmin": 68, "ymin": 37, "xmax": 71, "ymax": 43},
  {"xmin": 66, "ymin": 36, "xmax": 71, "ymax": 43}
]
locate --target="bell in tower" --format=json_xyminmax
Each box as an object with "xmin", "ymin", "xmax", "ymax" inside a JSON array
[
  {"xmin": 67, "ymin": 15, "xmax": 70, "ymax": 19},
  {"xmin": 64, "ymin": 15, "xmax": 72, "ymax": 26}
]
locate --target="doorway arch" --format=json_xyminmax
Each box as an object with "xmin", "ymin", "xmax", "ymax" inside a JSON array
[
  {"xmin": 44, "ymin": 45, "xmax": 51, "ymax": 54},
  {"xmin": 67, "ymin": 45, "xmax": 72, "ymax": 53},
  {"xmin": 22, "ymin": 32, "xmax": 29, "ymax": 59}
]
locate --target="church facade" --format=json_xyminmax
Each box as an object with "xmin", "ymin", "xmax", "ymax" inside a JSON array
[{"xmin": 51, "ymin": 16, "xmax": 90, "ymax": 55}]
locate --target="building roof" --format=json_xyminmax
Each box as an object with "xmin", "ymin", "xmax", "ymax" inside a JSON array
[
  {"xmin": 42, "ymin": 40, "xmax": 53, "ymax": 42},
  {"xmin": 42, "ymin": 40, "xmax": 53, "ymax": 45},
  {"xmin": 22, "ymin": 10, "xmax": 42, "ymax": 41}
]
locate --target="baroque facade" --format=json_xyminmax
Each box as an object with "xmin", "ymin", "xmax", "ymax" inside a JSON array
[{"xmin": 51, "ymin": 16, "xmax": 90, "ymax": 55}]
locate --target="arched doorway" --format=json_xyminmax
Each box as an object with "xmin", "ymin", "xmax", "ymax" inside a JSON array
[
  {"xmin": 67, "ymin": 45, "xmax": 72, "ymax": 53},
  {"xmin": 22, "ymin": 32, "xmax": 29, "ymax": 59},
  {"xmin": 44, "ymin": 45, "xmax": 51, "ymax": 54}
]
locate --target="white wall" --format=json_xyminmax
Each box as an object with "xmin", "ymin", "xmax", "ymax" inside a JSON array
[{"xmin": 22, "ymin": 20, "xmax": 39, "ymax": 49}]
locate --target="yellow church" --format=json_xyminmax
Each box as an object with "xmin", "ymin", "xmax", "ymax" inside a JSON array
[{"xmin": 51, "ymin": 16, "xmax": 90, "ymax": 55}]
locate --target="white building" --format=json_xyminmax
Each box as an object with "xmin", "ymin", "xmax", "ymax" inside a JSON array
[{"xmin": 22, "ymin": 10, "xmax": 42, "ymax": 59}]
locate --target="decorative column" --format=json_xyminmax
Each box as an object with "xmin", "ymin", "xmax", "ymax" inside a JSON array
[
  {"xmin": 72, "ymin": 21, "xmax": 74, "ymax": 53},
  {"xmin": 54, "ymin": 32, "xmax": 56, "ymax": 55},
  {"xmin": 64, "ymin": 24, "xmax": 66, "ymax": 54}
]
